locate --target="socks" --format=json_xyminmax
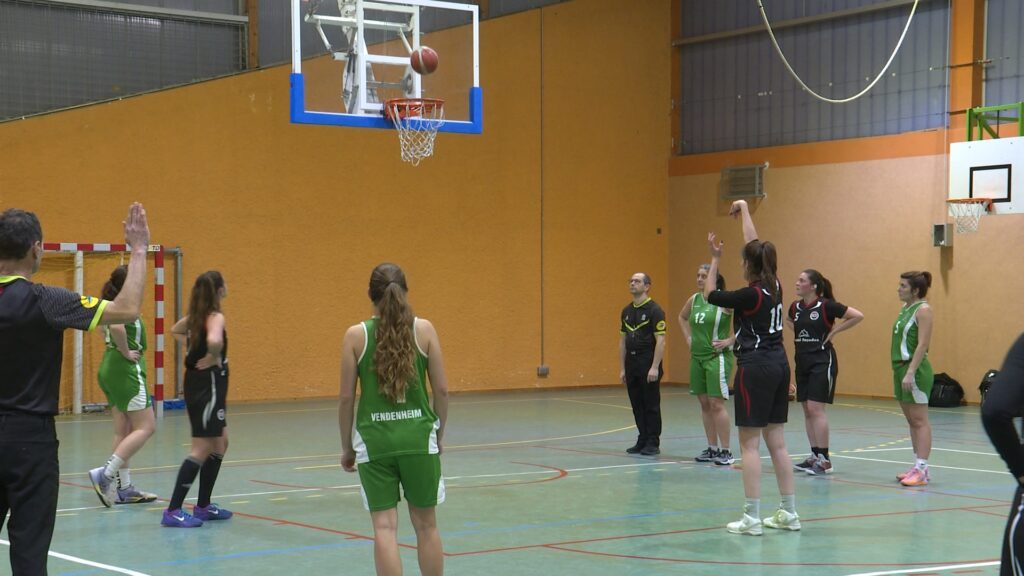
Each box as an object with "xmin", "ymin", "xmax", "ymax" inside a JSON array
[
  {"xmin": 197, "ymin": 453, "xmax": 225, "ymax": 508},
  {"xmin": 709, "ymin": 445, "xmax": 719, "ymax": 452},
  {"xmin": 915, "ymin": 457, "xmax": 928, "ymax": 470},
  {"xmin": 169, "ymin": 457, "xmax": 203, "ymax": 511},
  {"xmin": 103, "ymin": 454, "xmax": 125, "ymax": 480},
  {"xmin": 743, "ymin": 498, "xmax": 760, "ymax": 518},
  {"xmin": 117, "ymin": 467, "xmax": 132, "ymax": 489},
  {"xmin": 820, "ymin": 448, "xmax": 830, "ymax": 461},
  {"xmin": 811, "ymin": 446, "xmax": 820, "ymax": 458},
  {"xmin": 780, "ymin": 494, "xmax": 796, "ymax": 514}
]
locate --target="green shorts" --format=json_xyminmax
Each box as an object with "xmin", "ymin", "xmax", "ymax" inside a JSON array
[
  {"xmin": 357, "ymin": 453, "xmax": 445, "ymax": 512},
  {"xmin": 893, "ymin": 360, "xmax": 933, "ymax": 404},
  {"xmin": 689, "ymin": 354, "xmax": 733, "ymax": 399},
  {"xmin": 97, "ymin": 350, "xmax": 151, "ymax": 412}
]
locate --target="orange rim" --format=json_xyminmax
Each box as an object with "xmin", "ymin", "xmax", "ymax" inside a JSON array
[
  {"xmin": 384, "ymin": 98, "xmax": 445, "ymax": 120},
  {"xmin": 946, "ymin": 198, "xmax": 993, "ymax": 211}
]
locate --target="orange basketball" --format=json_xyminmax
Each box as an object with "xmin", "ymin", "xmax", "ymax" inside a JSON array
[{"xmin": 410, "ymin": 46, "xmax": 439, "ymax": 75}]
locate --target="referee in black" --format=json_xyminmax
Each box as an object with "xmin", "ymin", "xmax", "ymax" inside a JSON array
[
  {"xmin": 620, "ymin": 272, "xmax": 667, "ymax": 456},
  {"xmin": 0, "ymin": 203, "xmax": 150, "ymax": 575},
  {"xmin": 982, "ymin": 333, "xmax": 1024, "ymax": 576}
]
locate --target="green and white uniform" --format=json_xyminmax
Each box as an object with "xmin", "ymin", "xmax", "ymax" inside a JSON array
[
  {"xmin": 891, "ymin": 300, "xmax": 933, "ymax": 404},
  {"xmin": 688, "ymin": 293, "xmax": 734, "ymax": 398},
  {"xmin": 354, "ymin": 317, "xmax": 444, "ymax": 511},
  {"xmin": 97, "ymin": 318, "xmax": 150, "ymax": 412}
]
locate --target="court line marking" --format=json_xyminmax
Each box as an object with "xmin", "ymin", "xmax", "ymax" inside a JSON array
[
  {"xmin": 848, "ymin": 447, "xmax": 999, "ymax": 456},
  {"xmin": 844, "ymin": 560, "xmax": 999, "ymax": 576},
  {"xmin": 831, "ymin": 454, "xmax": 1006, "ymax": 475},
  {"xmin": 0, "ymin": 539, "xmax": 152, "ymax": 575}
]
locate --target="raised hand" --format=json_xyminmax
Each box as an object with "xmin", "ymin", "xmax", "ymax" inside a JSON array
[
  {"xmin": 729, "ymin": 200, "xmax": 748, "ymax": 219},
  {"xmin": 707, "ymin": 232, "xmax": 724, "ymax": 259},
  {"xmin": 123, "ymin": 203, "xmax": 150, "ymax": 252}
]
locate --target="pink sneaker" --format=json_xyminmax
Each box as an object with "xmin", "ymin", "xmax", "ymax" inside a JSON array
[
  {"xmin": 900, "ymin": 467, "xmax": 929, "ymax": 486},
  {"xmin": 896, "ymin": 465, "xmax": 916, "ymax": 481}
]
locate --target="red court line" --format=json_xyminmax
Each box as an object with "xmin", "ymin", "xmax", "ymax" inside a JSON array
[
  {"xmin": 447, "ymin": 503, "xmax": 1004, "ymax": 559},
  {"xmin": 543, "ymin": 544, "xmax": 996, "ymax": 568},
  {"xmin": 452, "ymin": 462, "xmax": 567, "ymax": 490}
]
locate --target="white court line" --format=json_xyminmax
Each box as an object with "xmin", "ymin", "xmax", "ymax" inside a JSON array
[
  {"xmin": 850, "ymin": 447, "xmax": 998, "ymax": 457},
  {"xmin": 833, "ymin": 454, "xmax": 1006, "ymax": 475},
  {"xmin": 845, "ymin": 560, "xmax": 999, "ymax": 576},
  {"xmin": 0, "ymin": 539, "xmax": 152, "ymax": 575}
]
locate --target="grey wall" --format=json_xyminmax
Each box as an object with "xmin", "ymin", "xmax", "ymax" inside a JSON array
[
  {"xmin": 0, "ymin": 0, "xmax": 245, "ymax": 121},
  {"xmin": 984, "ymin": 0, "xmax": 1024, "ymax": 107},
  {"xmin": 679, "ymin": 0, "xmax": 949, "ymax": 154}
]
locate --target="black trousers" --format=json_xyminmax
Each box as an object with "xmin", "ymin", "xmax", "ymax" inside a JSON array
[
  {"xmin": 625, "ymin": 352, "xmax": 662, "ymax": 447},
  {"xmin": 0, "ymin": 411, "xmax": 59, "ymax": 576},
  {"xmin": 1002, "ymin": 482, "xmax": 1024, "ymax": 576}
]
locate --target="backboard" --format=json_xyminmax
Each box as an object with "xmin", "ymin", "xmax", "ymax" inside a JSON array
[
  {"xmin": 949, "ymin": 136, "xmax": 1022, "ymax": 215},
  {"xmin": 290, "ymin": 0, "xmax": 481, "ymax": 134}
]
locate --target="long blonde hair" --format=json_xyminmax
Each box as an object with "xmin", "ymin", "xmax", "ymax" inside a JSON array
[{"xmin": 368, "ymin": 263, "xmax": 416, "ymax": 404}]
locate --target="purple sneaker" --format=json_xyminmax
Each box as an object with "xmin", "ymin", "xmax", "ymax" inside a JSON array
[
  {"xmin": 193, "ymin": 504, "xmax": 233, "ymax": 521},
  {"xmin": 161, "ymin": 508, "xmax": 203, "ymax": 528}
]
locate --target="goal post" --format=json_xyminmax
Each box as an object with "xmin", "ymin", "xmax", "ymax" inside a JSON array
[{"xmin": 42, "ymin": 242, "xmax": 178, "ymax": 419}]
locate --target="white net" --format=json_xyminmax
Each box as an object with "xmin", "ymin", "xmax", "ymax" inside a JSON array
[
  {"xmin": 947, "ymin": 199, "xmax": 990, "ymax": 234},
  {"xmin": 386, "ymin": 98, "xmax": 444, "ymax": 166}
]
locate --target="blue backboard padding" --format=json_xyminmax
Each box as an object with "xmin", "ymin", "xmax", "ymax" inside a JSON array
[{"xmin": 290, "ymin": 74, "xmax": 482, "ymax": 134}]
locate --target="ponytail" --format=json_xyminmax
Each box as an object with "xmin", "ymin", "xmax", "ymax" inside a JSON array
[
  {"xmin": 102, "ymin": 265, "xmax": 128, "ymax": 301},
  {"xmin": 900, "ymin": 270, "xmax": 932, "ymax": 298},
  {"xmin": 804, "ymin": 269, "xmax": 835, "ymax": 300},
  {"xmin": 743, "ymin": 240, "xmax": 780, "ymax": 302},
  {"xmin": 369, "ymin": 264, "xmax": 416, "ymax": 404},
  {"xmin": 186, "ymin": 271, "xmax": 224, "ymax": 348}
]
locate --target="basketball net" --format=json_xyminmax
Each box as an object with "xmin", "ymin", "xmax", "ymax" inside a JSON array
[
  {"xmin": 947, "ymin": 198, "xmax": 992, "ymax": 234},
  {"xmin": 384, "ymin": 98, "xmax": 445, "ymax": 166}
]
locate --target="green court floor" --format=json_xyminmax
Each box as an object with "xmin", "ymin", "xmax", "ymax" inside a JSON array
[{"xmin": 5, "ymin": 388, "xmax": 1009, "ymax": 575}]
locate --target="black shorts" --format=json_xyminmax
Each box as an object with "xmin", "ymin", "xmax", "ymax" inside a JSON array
[
  {"xmin": 795, "ymin": 350, "xmax": 838, "ymax": 404},
  {"xmin": 733, "ymin": 362, "xmax": 790, "ymax": 428},
  {"xmin": 184, "ymin": 365, "xmax": 228, "ymax": 438}
]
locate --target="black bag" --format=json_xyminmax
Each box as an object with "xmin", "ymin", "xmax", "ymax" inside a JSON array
[
  {"xmin": 929, "ymin": 372, "xmax": 965, "ymax": 407},
  {"xmin": 979, "ymin": 369, "xmax": 999, "ymax": 406}
]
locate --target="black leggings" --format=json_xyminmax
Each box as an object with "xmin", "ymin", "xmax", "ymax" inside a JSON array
[{"xmin": 1003, "ymin": 483, "xmax": 1024, "ymax": 576}]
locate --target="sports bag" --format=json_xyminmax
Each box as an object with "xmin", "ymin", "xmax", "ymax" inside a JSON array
[{"xmin": 929, "ymin": 372, "xmax": 964, "ymax": 407}]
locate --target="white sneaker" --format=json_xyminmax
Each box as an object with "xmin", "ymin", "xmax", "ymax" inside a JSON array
[
  {"xmin": 763, "ymin": 508, "xmax": 801, "ymax": 531},
  {"xmin": 726, "ymin": 513, "xmax": 763, "ymax": 536}
]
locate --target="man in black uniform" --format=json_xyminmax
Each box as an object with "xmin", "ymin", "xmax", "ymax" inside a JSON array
[
  {"xmin": 982, "ymin": 333, "xmax": 1024, "ymax": 576},
  {"xmin": 0, "ymin": 204, "xmax": 150, "ymax": 575},
  {"xmin": 619, "ymin": 272, "xmax": 667, "ymax": 456}
]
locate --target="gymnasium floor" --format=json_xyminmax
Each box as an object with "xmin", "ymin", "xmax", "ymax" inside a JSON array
[{"xmin": 9, "ymin": 388, "xmax": 1008, "ymax": 575}]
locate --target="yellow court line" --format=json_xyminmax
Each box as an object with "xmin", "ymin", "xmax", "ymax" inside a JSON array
[{"xmin": 552, "ymin": 398, "xmax": 633, "ymax": 411}]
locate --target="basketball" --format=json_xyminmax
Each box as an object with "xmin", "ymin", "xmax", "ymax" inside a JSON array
[{"xmin": 410, "ymin": 46, "xmax": 439, "ymax": 75}]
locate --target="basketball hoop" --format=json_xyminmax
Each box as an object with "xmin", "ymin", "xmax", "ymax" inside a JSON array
[
  {"xmin": 384, "ymin": 98, "xmax": 445, "ymax": 166},
  {"xmin": 946, "ymin": 198, "xmax": 992, "ymax": 234}
]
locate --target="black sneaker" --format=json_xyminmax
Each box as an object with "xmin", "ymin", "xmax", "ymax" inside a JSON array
[
  {"xmin": 640, "ymin": 444, "xmax": 660, "ymax": 456},
  {"xmin": 794, "ymin": 455, "xmax": 817, "ymax": 472},
  {"xmin": 713, "ymin": 449, "xmax": 735, "ymax": 465},
  {"xmin": 695, "ymin": 448, "xmax": 718, "ymax": 462},
  {"xmin": 626, "ymin": 443, "xmax": 643, "ymax": 454}
]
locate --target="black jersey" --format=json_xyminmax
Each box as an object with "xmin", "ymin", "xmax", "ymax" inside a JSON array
[
  {"xmin": 185, "ymin": 324, "xmax": 228, "ymax": 370},
  {"xmin": 789, "ymin": 298, "xmax": 848, "ymax": 358},
  {"xmin": 0, "ymin": 276, "xmax": 106, "ymax": 415},
  {"xmin": 620, "ymin": 298, "xmax": 666, "ymax": 354},
  {"xmin": 707, "ymin": 282, "xmax": 786, "ymax": 366},
  {"xmin": 982, "ymin": 333, "xmax": 1024, "ymax": 478}
]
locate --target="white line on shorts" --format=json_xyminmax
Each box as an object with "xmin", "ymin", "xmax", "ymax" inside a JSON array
[
  {"xmin": 0, "ymin": 539, "xmax": 153, "ymax": 575},
  {"xmin": 844, "ymin": 560, "xmax": 999, "ymax": 576}
]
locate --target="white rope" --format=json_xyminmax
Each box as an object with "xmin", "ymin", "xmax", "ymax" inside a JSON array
[{"xmin": 756, "ymin": 0, "xmax": 920, "ymax": 104}]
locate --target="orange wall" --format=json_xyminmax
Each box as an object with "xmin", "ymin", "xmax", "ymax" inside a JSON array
[
  {"xmin": 666, "ymin": 156, "xmax": 1024, "ymax": 403},
  {"xmin": 0, "ymin": 0, "xmax": 671, "ymax": 405}
]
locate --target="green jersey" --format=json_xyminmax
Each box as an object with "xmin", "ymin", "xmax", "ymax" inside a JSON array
[
  {"xmin": 104, "ymin": 318, "xmax": 147, "ymax": 352},
  {"xmin": 891, "ymin": 300, "xmax": 927, "ymax": 364},
  {"xmin": 689, "ymin": 293, "xmax": 734, "ymax": 360},
  {"xmin": 354, "ymin": 317, "xmax": 439, "ymax": 463}
]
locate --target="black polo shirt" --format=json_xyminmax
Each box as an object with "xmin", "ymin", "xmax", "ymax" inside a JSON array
[
  {"xmin": 0, "ymin": 276, "xmax": 107, "ymax": 415},
  {"xmin": 620, "ymin": 298, "xmax": 666, "ymax": 354}
]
